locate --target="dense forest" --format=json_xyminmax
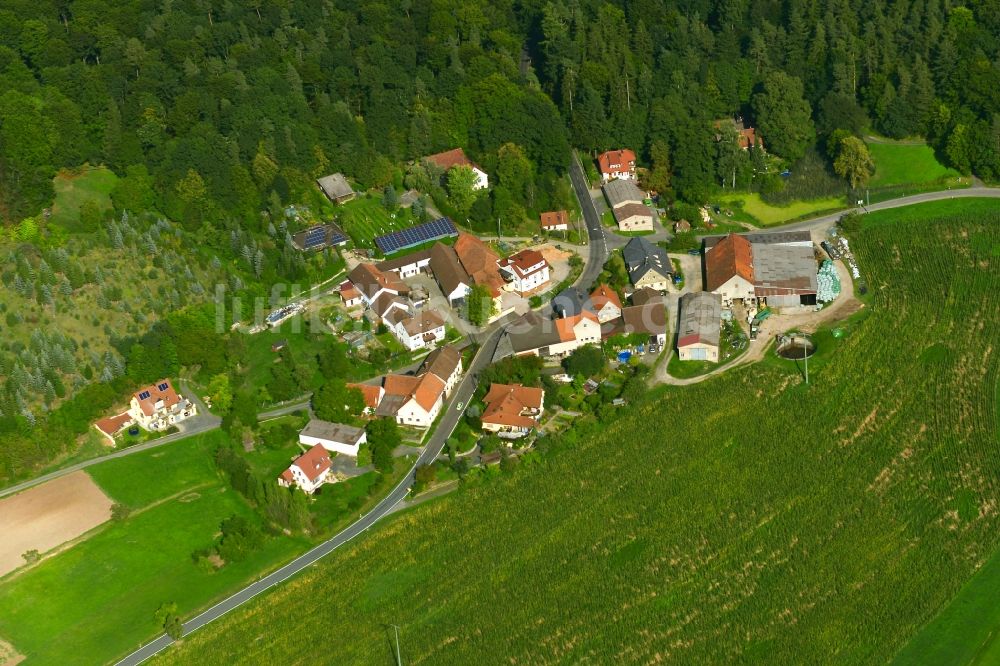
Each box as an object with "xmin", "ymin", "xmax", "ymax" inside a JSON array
[{"xmin": 0, "ymin": 0, "xmax": 998, "ymax": 226}]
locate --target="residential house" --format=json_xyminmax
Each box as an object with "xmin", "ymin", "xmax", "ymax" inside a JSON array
[
  {"xmin": 384, "ymin": 308, "xmax": 447, "ymax": 351},
  {"xmin": 703, "ymin": 231, "xmax": 817, "ymax": 307},
  {"xmin": 614, "ymin": 300, "xmax": 669, "ymax": 347},
  {"xmin": 377, "ymin": 373, "xmax": 446, "ymax": 428},
  {"xmin": 376, "ymin": 248, "xmax": 432, "ymax": 279},
  {"xmin": 429, "ymin": 242, "xmax": 472, "ymax": 305},
  {"xmin": 316, "ymin": 173, "xmax": 355, "ymax": 204},
  {"xmin": 630, "ymin": 287, "xmax": 662, "ymax": 307},
  {"xmin": 495, "ymin": 310, "xmax": 601, "ymax": 359},
  {"xmin": 613, "ymin": 203, "xmax": 656, "ymax": 232},
  {"xmin": 589, "ymin": 284, "xmax": 623, "ymax": 323},
  {"xmin": 278, "ymin": 444, "xmax": 333, "ymax": 494},
  {"xmin": 713, "ymin": 117, "xmax": 764, "ymax": 151},
  {"xmin": 347, "ymin": 383, "xmax": 384, "ymax": 415},
  {"xmin": 622, "ymin": 237, "xmax": 672, "ymax": 292},
  {"xmin": 299, "ymin": 420, "xmax": 367, "ymax": 457},
  {"xmin": 677, "ymin": 292, "xmax": 722, "ymax": 361},
  {"xmin": 347, "ymin": 263, "xmax": 408, "ymax": 308},
  {"xmin": 419, "ymin": 345, "xmax": 463, "ymax": 396},
  {"xmin": 339, "ymin": 281, "xmax": 363, "ymax": 308},
  {"xmin": 481, "ymin": 383, "xmax": 545, "ymax": 438},
  {"xmin": 552, "ymin": 287, "xmax": 590, "ymax": 319},
  {"xmin": 424, "ymin": 148, "xmax": 489, "ymax": 190},
  {"xmin": 540, "ymin": 210, "xmax": 569, "ymax": 232},
  {"xmin": 597, "ymin": 149, "xmax": 637, "ymax": 182},
  {"xmin": 128, "ymin": 379, "xmax": 196, "ymax": 431},
  {"xmin": 497, "ymin": 249, "xmax": 551, "ymax": 295}
]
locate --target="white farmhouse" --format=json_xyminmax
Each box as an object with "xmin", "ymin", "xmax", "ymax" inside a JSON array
[
  {"xmin": 128, "ymin": 379, "xmax": 197, "ymax": 431},
  {"xmin": 298, "ymin": 420, "xmax": 367, "ymax": 457}
]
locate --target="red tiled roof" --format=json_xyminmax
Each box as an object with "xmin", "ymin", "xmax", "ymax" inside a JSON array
[
  {"xmin": 347, "ymin": 383, "xmax": 383, "ymax": 410},
  {"xmin": 383, "ymin": 373, "xmax": 445, "ymax": 413},
  {"xmin": 133, "ymin": 379, "xmax": 180, "ymax": 417},
  {"xmin": 555, "ymin": 310, "xmax": 599, "ymax": 342},
  {"xmin": 95, "ymin": 411, "xmax": 133, "ymax": 436},
  {"xmin": 454, "ymin": 234, "xmax": 504, "ymax": 297},
  {"xmin": 590, "ymin": 284, "xmax": 622, "ymax": 311},
  {"xmin": 348, "ymin": 263, "xmax": 408, "ymax": 301},
  {"xmin": 705, "ymin": 233, "xmax": 754, "ymax": 292},
  {"xmin": 482, "ymin": 383, "xmax": 544, "ymax": 428},
  {"xmin": 540, "ymin": 210, "xmax": 569, "ymax": 228},
  {"xmin": 424, "ymin": 148, "xmax": 480, "ymax": 171},
  {"xmin": 597, "ymin": 149, "xmax": 636, "ymax": 175},
  {"xmin": 498, "ymin": 249, "xmax": 548, "ymax": 278},
  {"xmin": 291, "ymin": 444, "xmax": 332, "ymax": 482}
]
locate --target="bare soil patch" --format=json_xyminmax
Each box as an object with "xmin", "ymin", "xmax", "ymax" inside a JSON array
[
  {"xmin": 0, "ymin": 638, "xmax": 24, "ymax": 666},
  {"xmin": 0, "ymin": 471, "xmax": 112, "ymax": 578}
]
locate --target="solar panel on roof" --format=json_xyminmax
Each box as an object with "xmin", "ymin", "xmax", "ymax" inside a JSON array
[
  {"xmin": 157, "ymin": 382, "xmax": 169, "ymax": 391},
  {"xmin": 138, "ymin": 390, "xmax": 151, "ymax": 400}
]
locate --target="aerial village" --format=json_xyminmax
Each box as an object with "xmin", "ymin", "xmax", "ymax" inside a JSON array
[{"xmin": 95, "ymin": 135, "xmax": 850, "ymax": 498}]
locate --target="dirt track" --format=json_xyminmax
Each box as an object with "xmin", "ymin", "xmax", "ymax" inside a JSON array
[{"xmin": 0, "ymin": 470, "xmax": 112, "ymax": 578}]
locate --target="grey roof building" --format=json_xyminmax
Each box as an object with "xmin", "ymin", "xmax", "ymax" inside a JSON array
[
  {"xmin": 677, "ymin": 292, "xmax": 722, "ymax": 350},
  {"xmin": 602, "ymin": 178, "xmax": 645, "ymax": 209},
  {"xmin": 551, "ymin": 287, "xmax": 590, "ymax": 319},
  {"xmin": 622, "ymin": 237, "xmax": 671, "ymax": 285},
  {"xmin": 299, "ymin": 420, "xmax": 366, "ymax": 447},
  {"xmin": 703, "ymin": 229, "xmax": 812, "ymax": 249},
  {"xmin": 316, "ymin": 173, "xmax": 355, "ymax": 203}
]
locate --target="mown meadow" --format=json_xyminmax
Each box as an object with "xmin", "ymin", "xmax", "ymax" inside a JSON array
[{"xmin": 144, "ymin": 198, "xmax": 997, "ymax": 664}]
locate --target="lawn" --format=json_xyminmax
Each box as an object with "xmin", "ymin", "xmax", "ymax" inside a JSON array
[
  {"xmin": 87, "ymin": 430, "xmax": 224, "ymax": 508},
  {"xmin": 152, "ymin": 198, "xmax": 1000, "ymax": 665},
  {"xmin": 48, "ymin": 166, "xmax": 118, "ymax": 231},
  {"xmin": 718, "ymin": 192, "xmax": 845, "ymax": 226},
  {"xmin": 868, "ymin": 141, "xmax": 961, "ymax": 189},
  {"xmin": 0, "ymin": 431, "xmax": 309, "ymax": 665},
  {"xmin": 335, "ymin": 195, "xmax": 417, "ymax": 249}
]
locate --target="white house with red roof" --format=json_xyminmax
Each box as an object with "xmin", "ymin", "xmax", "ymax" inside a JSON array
[
  {"xmin": 540, "ymin": 210, "xmax": 569, "ymax": 232},
  {"xmin": 128, "ymin": 379, "xmax": 196, "ymax": 431},
  {"xmin": 376, "ymin": 373, "xmax": 446, "ymax": 428},
  {"xmin": 278, "ymin": 444, "xmax": 333, "ymax": 494},
  {"xmin": 423, "ymin": 148, "xmax": 489, "ymax": 190},
  {"xmin": 597, "ymin": 149, "xmax": 637, "ymax": 182},
  {"xmin": 589, "ymin": 284, "xmax": 623, "ymax": 323},
  {"xmin": 339, "ymin": 280, "xmax": 363, "ymax": 308},
  {"xmin": 497, "ymin": 249, "xmax": 551, "ymax": 295},
  {"xmin": 481, "ymin": 383, "xmax": 545, "ymax": 438}
]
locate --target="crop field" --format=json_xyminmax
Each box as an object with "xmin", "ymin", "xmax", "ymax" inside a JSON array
[
  {"xmin": 0, "ymin": 431, "xmax": 309, "ymax": 665},
  {"xmin": 868, "ymin": 141, "xmax": 961, "ymax": 189},
  {"xmin": 335, "ymin": 196, "xmax": 417, "ymax": 249},
  {"xmin": 718, "ymin": 192, "xmax": 845, "ymax": 226},
  {"xmin": 150, "ymin": 198, "xmax": 1000, "ymax": 664}
]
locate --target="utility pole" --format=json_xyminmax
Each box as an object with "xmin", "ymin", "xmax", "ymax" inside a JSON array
[
  {"xmin": 803, "ymin": 337, "xmax": 809, "ymax": 385},
  {"xmin": 497, "ymin": 216, "xmax": 501, "ymax": 241},
  {"xmin": 391, "ymin": 624, "xmax": 402, "ymax": 666}
]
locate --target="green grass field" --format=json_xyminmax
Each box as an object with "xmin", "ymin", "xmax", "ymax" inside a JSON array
[
  {"xmin": 868, "ymin": 141, "xmax": 961, "ymax": 189},
  {"xmin": 150, "ymin": 198, "xmax": 1000, "ymax": 664},
  {"xmin": 0, "ymin": 431, "xmax": 309, "ymax": 665},
  {"xmin": 718, "ymin": 192, "xmax": 845, "ymax": 226},
  {"xmin": 48, "ymin": 166, "xmax": 118, "ymax": 231}
]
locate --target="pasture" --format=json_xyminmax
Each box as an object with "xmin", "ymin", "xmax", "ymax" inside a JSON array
[
  {"xmin": 718, "ymin": 191, "xmax": 845, "ymax": 226},
  {"xmin": 151, "ymin": 199, "xmax": 1000, "ymax": 665},
  {"xmin": 0, "ymin": 431, "xmax": 309, "ymax": 665},
  {"xmin": 868, "ymin": 140, "xmax": 961, "ymax": 189}
]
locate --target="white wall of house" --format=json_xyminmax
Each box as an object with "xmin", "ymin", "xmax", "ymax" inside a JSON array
[
  {"xmin": 299, "ymin": 432, "xmax": 367, "ymax": 457},
  {"xmin": 471, "ymin": 167, "xmax": 489, "ymax": 190},
  {"xmin": 393, "ymin": 323, "xmax": 446, "ymax": 351},
  {"xmin": 342, "ymin": 294, "xmax": 363, "ymax": 308},
  {"xmin": 284, "ymin": 464, "xmax": 331, "ymax": 494},
  {"xmin": 394, "ymin": 397, "xmax": 441, "ymax": 428},
  {"xmin": 601, "ymin": 169, "xmax": 635, "ymax": 182},
  {"xmin": 712, "ymin": 275, "xmax": 756, "ymax": 306},
  {"xmin": 678, "ymin": 343, "xmax": 720, "ymax": 362},
  {"xmin": 439, "ymin": 362, "xmax": 463, "ymax": 396},
  {"xmin": 617, "ymin": 213, "xmax": 655, "ymax": 232},
  {"xmin": 481, "ymin": 421, "xmax": 533, "ymax": 438},
  {"xmin": 635, "ymin": 273, "xmax": 670, "ymax": 292},
  {"xmin": 443, "ymin": 282, "xmax": 471, "ymax": 305},
  {"xmin": 509, "ymin": 265, "xmax": 550, "ymax": 294},
  {"xmin": 573, "ymin": 318, "xmax": 602, "ymax": 346},
  {"xmin": 595, "ymin": 303, "xmax": 622, "ymax": 323}
]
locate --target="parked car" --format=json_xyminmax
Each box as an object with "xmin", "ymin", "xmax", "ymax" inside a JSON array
[{"xmin": 687, "ymin": 248, "xmax": 701, "ymax": 256}]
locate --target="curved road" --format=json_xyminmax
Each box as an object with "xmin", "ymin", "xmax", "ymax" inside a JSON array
[{"xmin": 114, "ymin": 327, "xmax": 507, "ymax": 666}]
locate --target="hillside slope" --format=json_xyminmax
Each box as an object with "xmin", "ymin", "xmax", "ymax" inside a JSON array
[{"xmin": 153, "ymin": 199, "xmax": 999, "ymax": 664}]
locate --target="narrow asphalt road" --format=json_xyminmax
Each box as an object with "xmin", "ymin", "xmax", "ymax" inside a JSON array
[
  {"xmin": 569, "ymin": 151, "xmax": 609, "ymax": 291},
  {"xmin": 113, "ymin": 326, "xmax": 507, "ymax": 666}
]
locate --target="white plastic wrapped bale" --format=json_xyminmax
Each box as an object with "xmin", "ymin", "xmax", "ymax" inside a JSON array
[{"xmin": 816, "ymin": 260, "xmax": 842, "ymax": 303}]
